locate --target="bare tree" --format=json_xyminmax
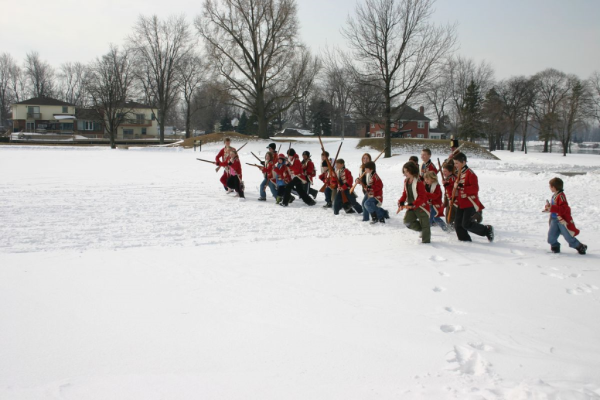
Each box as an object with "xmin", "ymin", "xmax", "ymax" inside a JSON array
[
  {"xmin": 589, "ymin": 71, "xmax": 600, "ymax": 127},
  {"xmin": 419, "ymin": 65, "xmax": 453, "ymax": 132},
  {"xmin": 497, "ymin": 76, "xmax": 533, "ymax": 152},
  {"xmin": 556, "ymin": 76, "xmax": 590, "ymax": 156},
  {"xmin": 351, "ymin": 79, "xmax": 385, "ymax": 135},
  {"xmin": 129, "ymin": 14, "xmax": 195, "ymax": 143},
  {"xmin": 342, "ymin": 0, "xmax": 456, "ymax": 157},
  {"xmin": 0, "ymin": 53, "xmax": 18, "ymax": 128},
  {"xmin": 531, "ymin": 68, "xmax": 571, "ymax": 153},
  {"xmin": 178, "ymin": 53, "xmax": 207, "ymax": 138},
  {"xmin": 57, "ymin": 62, "xmax": 89, "ymax": 107},
  {"xmin": 86, "ymin": 46, "xmax": 136, "ymax": 149},
  {"xmin": 196, "ymin": 0, "xmax": 319, "ymax": 139},
  {"xmin": 24, "ymin": 51, "xmax": 55, "ymax": 98},
  {"xmin": 321, "ymin": 47, "xmax": 354, "ymax": 137}
]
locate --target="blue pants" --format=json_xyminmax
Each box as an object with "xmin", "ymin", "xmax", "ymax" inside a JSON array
[
  {"xmin": 260, "ymin": 177, "xmax": 277, "ymax": 199},
  {"xmin": 363, "ymin": 197, "xmax": 385, "ymax": 221},
  {"xmin": 548, "ymin": 218, "xmax": 580, "ymax": 249},
  {"xmin": 430, "ymin": 205, "xmax": 448, "ymax": 231},
  {"xmin": 334, "ymin": 189, "xmax": 362, "ymax": 215},
  {"xmin": 324, "ymin": 187, "xmax": 333, "ymax": 205}
]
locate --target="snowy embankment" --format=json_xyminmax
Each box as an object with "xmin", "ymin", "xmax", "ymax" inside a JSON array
[{"xmin": 0, "ymin": 141, "xmax": 599, "ymax": 399}]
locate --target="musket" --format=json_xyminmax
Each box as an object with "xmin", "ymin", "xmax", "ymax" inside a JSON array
[
  {"xmin": 245, "ymin": 163, "xmax": 263, "ymax": 168},
  {"xmin": 251, "ymin": 151, "xmax": 263, "ymax": 164},
  {"xmin": 197, "ymin": 158, "xmax": 217, "ymax": 164},
  {"xmin": 277, "ymin": 144, "xmax": 282, "ymax": 153},
  {"xmin": 215, "ymin": 142, "xmax": 248, "ymax": 173},
  {"xmin": 437, "ymin": 157, "xmax": 443, "ymax": 177},
  {"xmin": 349, "ymin": 147, "xmax": 387, "ymax": 194},
  {"xmin": 447, "ymin": 168, "xmax": 463, "ymax": 222}
]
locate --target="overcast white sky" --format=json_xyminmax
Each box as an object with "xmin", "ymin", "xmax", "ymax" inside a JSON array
[{"xmin": 1, "ymin": 0, "xmax": 599, "ymax": 80}]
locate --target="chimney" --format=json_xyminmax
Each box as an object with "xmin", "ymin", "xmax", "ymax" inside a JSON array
[{"xmin": 419, "ymin": 106, "xmax": 424, "ymax": 115}]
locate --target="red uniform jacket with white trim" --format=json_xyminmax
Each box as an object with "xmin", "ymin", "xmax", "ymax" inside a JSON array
[
  {"xmin": 419, "ymin": 160, "xmax": 438, "ymax": 181},
  {"xmin": 215, "ymin": 147, "xmax": 232, "ymax": 164},
  {"xmin": 261, "ymin": 160, "xmax": 275, "ymax": 183},
  {"xmin": 456, "ymin": 166, "xmax": 484, "ymax": 211},
  {"xmin": 443, "ymin": 174, "xmax": 457, "ymax": 202},
  {"xmin": 549, "ymin": 191, "xmax": 580, "ymax": 237},
  {"xmin": 288, "ymin": 155, "xmax": 306, "ymax": 183},
  {"xmin": 273, "ymin": 163, "xmax": 292, "ymax": 184},
  {"xmin": 398, "ymin": 178, "xmax": 429, "ymax": 214},
  {"xmin": 425, "ymin": 182, "xmax": 445, "ymax": 217},
  {"xmin": 366, "ymin": 172, "xmax": 383, "ymax": 204},
  {"xmin": 302, "ymin": 159, "xmax": 316, "ymax": 184},
  {"xmin": 336, "ymin": 168, "xmax": 353, "ymax": 191}
]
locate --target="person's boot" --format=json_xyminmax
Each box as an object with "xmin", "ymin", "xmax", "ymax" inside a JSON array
[
  {"xmin": 258, "ymin": 197, "xmax": 266, "ymax": 201},
  {"xmin": 383, "ymin": 209, "xmax": 390, "ymax": 219},
  {"xmin": 289, "ymin": 196, "xmax": 295, "ymax": 204},
  {"xmin": 370, "ymin": 212, "xmax": 378, "ymax": 224},
  {"xmin": 551, "ymin": 245, "xmax": 561, "ymax": 254},
  {"xmin": 577, "ymin": 244, "xmax": 587, "ymax": 255},
  {"xmin": 309, "ymin": 188, "xmax": 318, "ymax": 199},
  {"xmin": 307, "ymin": 199, "xmax": 316, "ymax": 206},
  {"xmin": 485, "ymin": 225, "xmax": 494, "ymax": 242},
  {"xmin": 276, "ymin": 196, "xmax": 282, "ymax": 204},
  {"xmin": 378, "ymin": 217, "xmax": 386, "ymax": 224}
]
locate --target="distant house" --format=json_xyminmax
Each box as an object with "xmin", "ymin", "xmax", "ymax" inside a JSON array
[
  {"xmin": 274, "ymin": 128, "xmax": 315, "ymax": 137},
  {"xmin": 76, "ymin": 108, "xmax": 104, "ymax": 139},
  {"xmin": 428, "ymin": 127, "xmax": 447, "ymax": 140},
  {"xmin": 360, "ymin": 105, "xmax": 431, "ymax": 138},
  {"xmin": 11, "ymin": 97, "xmax": 76, "ymax": 134},
  {"xmin": 117, "ymin": 101, "xmax": 159, "ymax": 139}
]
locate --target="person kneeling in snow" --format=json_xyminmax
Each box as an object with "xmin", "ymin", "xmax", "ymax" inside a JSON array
[
  {"xmin": 361, "ymin": 161, "xmax": 389, "ymax": 224},
  {"xmin": 225, "ymin": 149, "xmax": 244, "ymax": 199},
  {"xmin": 544, "ymin": 177, "xmax": 587, "ymax": 255}
]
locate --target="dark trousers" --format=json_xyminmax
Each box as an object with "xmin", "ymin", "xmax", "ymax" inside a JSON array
[
  {"xmin": 333, "ymin": 189, "xmax": 363, "ymax": 215},
  {"xmin": 304, "ymin": 182, "xmax": 319, "ymax": 198},
  {"xmin": 283, "ymin": 177, "xmax": 313, "ymax": 205},
  {"xmin": 324, "ymin": 187, "xmax": 333, "ymax": 205},
  {"xmin": 226, "ymin": 175, "xmax": 244, "ymax": 198},
  {"xmin": 455, "ymin": 206, "xmax": 487, "ymax": 241}
]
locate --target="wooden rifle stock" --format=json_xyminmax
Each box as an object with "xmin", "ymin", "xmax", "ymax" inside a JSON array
[
  {"xmin": 447, "ymin": 169, "xmax": 462, "ymax": 222},
  {"xmin": 197, "ymin": 158, "xmax": 217, "ymax": 164}
]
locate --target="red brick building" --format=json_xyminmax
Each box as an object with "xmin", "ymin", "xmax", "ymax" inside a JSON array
[{"xmin": 360, "ymin": 105, "xmax": 431, "ymax": 138}]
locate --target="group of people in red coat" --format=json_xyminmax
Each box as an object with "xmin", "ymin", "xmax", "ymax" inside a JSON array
[{"xmin": 213, "ymin": 137, "xmax": 586, "ymax": 253}]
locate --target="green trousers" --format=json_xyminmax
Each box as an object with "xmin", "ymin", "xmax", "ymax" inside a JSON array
[{"xmin": 404, "ymin": 208, "xmax": 431, "ymax": 243}]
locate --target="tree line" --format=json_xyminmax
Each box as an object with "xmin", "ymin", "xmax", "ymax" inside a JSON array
[{"xmin": 1, "ymin": 0, "xmax": 599, "ymax": 155}]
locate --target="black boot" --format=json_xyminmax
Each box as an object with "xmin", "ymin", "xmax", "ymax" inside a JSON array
[
  {"xmin": 370, "ymin": 212, "xmax": 378, "ymax": 224},
  {"xmin": 378, "ymin": 217, "xmax": 386, "ymax": 224},
  {"xmin": 322, "ymin": 202, "xmax": 332, "ymax": 208},
  {"xmin": 485, "ymin": 225, "xmax": 494, "ymax": 242},
  {"xmin": 551, "ymin": 245, "xmax": 560, "ymax": 254},
  {"xmin": 577, "ymin": 244, "xmax": 587, "ymax": 255}
]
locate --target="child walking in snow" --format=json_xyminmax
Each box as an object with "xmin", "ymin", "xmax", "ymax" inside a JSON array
[
  {"xmin": 544, "ymin": 178, "xmax": 587, "ymax": 255},
  {"xmin": 398, "ymin": 161, "xmax": 431, "ymax": 243},
  {"xmin": 423, "ymin": 171, "xmax": 448, "ymax": 231}
]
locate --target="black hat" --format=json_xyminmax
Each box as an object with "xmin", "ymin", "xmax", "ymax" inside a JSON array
[
  {"xmin": 450, "ymin": 139, "xmax": 459, "ymax": 148},
  {"xmin": 302, "ymin": 150, "xmax": 310, "ymax": 157},
  {"xmin": 267, "ymin": 143, "xmax": 276, "ymax": 150}
]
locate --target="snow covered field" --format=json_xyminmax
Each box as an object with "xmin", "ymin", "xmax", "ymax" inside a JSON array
[{"xmin": 1, "ymin": 140, "xmax": 599, "ymax": 399}]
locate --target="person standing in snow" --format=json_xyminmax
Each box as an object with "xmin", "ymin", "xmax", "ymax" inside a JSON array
[
  {"xmin": 543, "ymin": 177, "xmax": 587, "ymax": 255},
  {"xmin": 398, "ymin": 161, "xmax": 431, "ymax": 243},
  {"xmin": 452, "ymin": 153, "xmax": 494, "ymax": 242},
  {"xmin": 225, "ymin": 149, "xmax": 244, "ymax": 199},
  {"xmin": 215, "ymin": 137, "xmax": 235, "ymax": 191}
]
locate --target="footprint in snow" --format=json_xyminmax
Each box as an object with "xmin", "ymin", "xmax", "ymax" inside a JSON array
[
  {"xmin": 566, "ymin": 284, "xmax": 599, "ymax": 295},
  {"xmin": 433, "ymin": 286, "xmax": 446, "ymax": 293},
  {"xmin": 430, "ymin": 255, "xmax": 447, "ymax": 262},
  {"xmin": 468, "ymin": 342, "xmax": 494, "ymax": 352},
  {"xmin": 438, "ymin": 271, "xmax": 450, "ymax": 277},
  {"xmin": 444, "ymin": 307, "xmax": 466, "ymax": 315},
  {"xmin": 440, "ymin": 324, "xmax": 464, "ymax": 333},
  {"xmin": 446, "ymin": 345, "xmax": 490, "ymax": 376},
  {"xmin": 511, "ymin": 249, "xmax": 524, "ymax": 256}
]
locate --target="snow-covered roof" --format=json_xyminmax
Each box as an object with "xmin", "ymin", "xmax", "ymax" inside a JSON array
[{"xmin": 54, "ymin": 115, "xmax": 77, "ymax": 120}]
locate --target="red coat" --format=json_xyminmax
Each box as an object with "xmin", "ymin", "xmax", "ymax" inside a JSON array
[
  {"xmin": 443, "ymin": 174, "xmax": 457, "ymax": 202},
  {"xmin": 288, "ymin": 155, "xmax": 306, "ymax": 183},
  {"xmin": 425, "ymin": 182, "xmax": 445, "ymax": 217},
  {"xmin": 456, "ymin": 167, "xmax": 484, "ymax": 211},
  {"xmin": 215, "ymin": 146, "xmax": 232, "ymax": 164},
  {"xmin": 398, "ymin": 178, "xmax": 429, "ymax": 214},
  {"xmin": 549, "ymin": 191, "xmax": 580, "ymax": 237},
  {"xmin": 366, "ymin": 172, "xmax": 383, "ymax": 204},
  {"xmin": 302, "ymin": 159, "xmax": 316, "ymax": 184},
  {"xmin": 336, "ymin": 168, "xmax": 353, "ymax": 191},
  {"xmin": 419, "ymin": 160, "xmax": 438, "ymax": 181},
  {"xmin": 273, "ymin": 162, "xmax": 291, "ymax": 184},
  {"xmin": 228, "ymin": 158, "xmax": 242, "ymax": 180},
  {"xmin": 261, "ymin": 160, "xmax": 275, "ymax": 183}
]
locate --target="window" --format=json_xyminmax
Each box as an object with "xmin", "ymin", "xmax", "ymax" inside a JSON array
[
  {"xmin": 141, "ymin": 128, "xmax": 147, "ymax": 135},
  {"xmin": 62, "ymin": 106, "xmax": 68, "ymax": 113},
  {"xmin": 60, "ymin": 123, "xmax": 74, "ymax": 131},
  {"xmin": 27, "ymin": 106, "xmax": 40, "ymax": 119},
  {"xmin": 371, "ymin": 123, "xmax": 375, "ymax": 128},
  {"xmin": 136, "ymin": 114, "xmax": 145, "ymax": 124},
  {"xmin": 417, "ymin": 134, "xmax": 424, "ymax": 138},
  {"xmin": 123, "ymin": 129, "xmax": 134, "ymax": 137},
  {"xmin": 418, "ymin": 121, "xmax": 425, "ymax": 129},
  {"xmin": 406, "ymin": 134, "xmax": 411, "ymax": 138}
]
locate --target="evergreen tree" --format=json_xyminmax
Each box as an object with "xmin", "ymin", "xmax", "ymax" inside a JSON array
[
  {"xmin": 310, "ymin": 99, "xmax": 332, "ymax": 136},
  {"xmin": 460, "ymin": 80, "xmax": 483, "ymax": 141},
  {"xmin": 246, "ymin": 114, "xmax": 258, "ymax": 136},
  {"xmin": 220, "ymin": 115, "xmax": 233, "ymax": 132},
  {"xmin": 481, "ymin": 88, "xmax": 506, "ymax": 151},
  {"xmin": 238, "ymin": 112, "xmax": 248, "ymax": 135}
]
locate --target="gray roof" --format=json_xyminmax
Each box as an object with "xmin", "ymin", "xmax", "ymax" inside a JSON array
[{"xmin": 15, "ymin": 97, "xmax": 75, "ymax": 106}]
